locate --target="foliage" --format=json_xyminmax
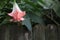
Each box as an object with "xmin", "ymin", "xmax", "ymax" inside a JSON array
[{"xmin": 0, "ymin": 0, "xmax": 60, "ymax": 31}]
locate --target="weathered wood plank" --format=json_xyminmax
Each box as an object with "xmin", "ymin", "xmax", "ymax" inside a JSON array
[
  {"xmin": 32, "ymin": 24, "xmax": 45, "ymax": 40},
  {"xmin": 0, "ymin": 26, "xmax": 6, "ymax": 40},
  {"xmin": 0, "ymin": 24, "xmax": 59, "ymax": 40},
  {"xmin": 45, "ymin": 24, "xmax": 57, "ymax": 40}
]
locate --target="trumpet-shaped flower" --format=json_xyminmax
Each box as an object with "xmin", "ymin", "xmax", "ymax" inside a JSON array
[{"xmin": 8, "ymin": 3, "xmax": 26, "ymax": 22}]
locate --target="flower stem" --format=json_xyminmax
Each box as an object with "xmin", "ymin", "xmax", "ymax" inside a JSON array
[{"xmin": 14, "ymin": 0, "xmax": 16, "ymax": 3}]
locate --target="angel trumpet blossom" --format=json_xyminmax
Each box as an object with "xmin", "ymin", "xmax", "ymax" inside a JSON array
[{"xmin": 8, "ymin": 3, "xmax": 26, "ymax": 22}]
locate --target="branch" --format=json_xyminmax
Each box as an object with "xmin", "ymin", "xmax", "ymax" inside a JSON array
[
  {"xmin": 46, "ymin": 15, "xmax": 59, "ymax": 26},
  {"xmin": 41, "ymin": 10, "xmax": 59, "ymax": 26}
]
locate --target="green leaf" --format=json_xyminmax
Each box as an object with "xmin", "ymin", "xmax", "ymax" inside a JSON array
[
  {"xmin": 24, "ymin": 0, "xmax": 40, "ymax": 11},
  {"xmin": 0, "ymin": 18, "xmax": 9, "ymax": 25},
  {"xmin": 38, "ymin": 0, "xmax": 45, "ymax": 4},
  {"xmin": 53, "ymin": 2, "xmax": 60, "ymax": 17},
  {"xmin": 22, "ymin": 18, "xmax": 32, "ymax": 31},
  {"xmin": 28, "ymin": 13, "xmax": 44, "ymax": 24},
  {"xmin": 37, "ymin": 0, "xmax": 53, "ymax": 9},
  {"xmin": 0, "ymin": 0, "xmax": 10, "ymax": 9}
]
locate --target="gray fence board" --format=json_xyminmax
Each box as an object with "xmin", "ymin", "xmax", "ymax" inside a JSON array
[{"xmin": 0, "ymin": 24, "xmax": 59, "ymax": 40}]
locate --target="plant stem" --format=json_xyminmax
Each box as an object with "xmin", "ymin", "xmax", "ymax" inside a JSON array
[{"xmin": 14, "ymin": 0, "xmax": 16, "ymax": 3}]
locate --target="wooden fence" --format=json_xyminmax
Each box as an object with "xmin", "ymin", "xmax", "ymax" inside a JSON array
[{"xmin": 0, "ymin": 24, "xmax": 60, "ymax": 40}]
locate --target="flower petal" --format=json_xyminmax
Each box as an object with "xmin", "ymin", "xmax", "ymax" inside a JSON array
[{"xmin": 20, "ymin": 18, "xmax": 25, "ymax": 21}]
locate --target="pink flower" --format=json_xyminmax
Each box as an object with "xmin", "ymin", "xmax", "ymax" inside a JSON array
[{"xmin": 8, "ymin": 3, "xmax": 26, "ymax": 22}]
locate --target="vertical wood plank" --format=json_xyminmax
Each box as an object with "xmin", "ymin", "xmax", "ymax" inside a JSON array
[
  {"xmin": 45, "ymin": 24, "xmax": 57, "ymax": 40},
  {"xmin": 32, "ymin": 24, "xmax": 45, "ymax": 40},
  {"xmin": 0, "ymin": 26, "xmax": 6, "ymax": 40},
  {"xmin": 5, "ymin": 27, "xmax": 10, "ymax": 40}
]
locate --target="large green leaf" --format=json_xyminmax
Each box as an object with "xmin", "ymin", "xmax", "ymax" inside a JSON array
[
  {"xmin": 37, "ymin": 0, "xmax": 53, "ymax": 9},
  {"xmin": 24, "ymin": 0, "xmax": 40, "ymax": 11},
  {"xmin": 28, "ymin": 13, "xmax": 44, "ymax": 24},
  {"xmin": 22, "ymin": 17, "xmax": 32, "ymax": 31}
]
